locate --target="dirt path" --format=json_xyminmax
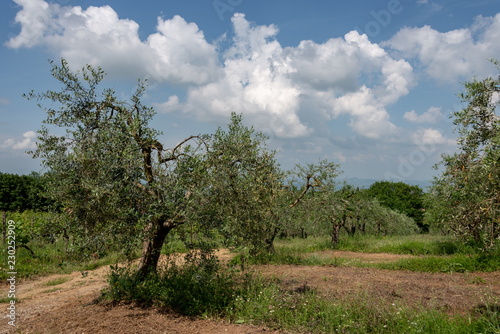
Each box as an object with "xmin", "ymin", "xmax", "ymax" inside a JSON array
[{"xmin": 2, "ymin": 250, "xmax": 500, "ymax": 333}]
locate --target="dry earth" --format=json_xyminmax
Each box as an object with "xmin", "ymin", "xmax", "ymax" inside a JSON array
[{"xmin": 2, "ymin": 250, "xmax": 499, "ymax": 334}]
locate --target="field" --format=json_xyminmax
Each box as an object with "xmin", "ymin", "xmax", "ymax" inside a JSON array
[{"xmin": 2, "ymin": 235, "xmax": 500, "ymax": 334}]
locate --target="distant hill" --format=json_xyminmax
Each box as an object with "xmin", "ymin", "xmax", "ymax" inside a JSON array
[{"xmin": 340, "ymin": 177, "xmax": 432, "ymax": 191}]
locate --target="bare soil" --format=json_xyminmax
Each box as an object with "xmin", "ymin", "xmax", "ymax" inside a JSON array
[{"xmin": 2, "ymin": 250, "xmax": 500, "ymax": 334}]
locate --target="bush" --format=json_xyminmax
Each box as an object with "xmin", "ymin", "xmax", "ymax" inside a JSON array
[{"xmin": 103, "ymin": 250, "xmax": 249, "ymax": 317}]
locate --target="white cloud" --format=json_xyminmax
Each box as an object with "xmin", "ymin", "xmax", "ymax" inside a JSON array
[
  {"xmin": 154, "ymin": 95, "xmax": 182, "ymax": 113},
  {"xmin": 7, "ymin": 2, "xmax": 416, "ymax": 140},
  {"xmin": 411, "ymin": 128, "xmax": 454, "ymax": 146},
  {"xmin": 404, "ymin": 106, "xmax": 443, "ymax": 124},
  {"xmin": 1, "ymin": 131, "xmax": 37, "ymax": 150},
  {"xmin": 329, "ymin": 86, "xmax": 399, "ymax": 139},
  {"xmin": 385, "ymin": 13, "xmax": 500, "ymax": 83},
  {"xmin": 176, "ymin": 20, "xmax": 413, "ymax": 139},
  {"xmin": 6, "ymin": 0, "xmax": 220, "ymax": 85}
]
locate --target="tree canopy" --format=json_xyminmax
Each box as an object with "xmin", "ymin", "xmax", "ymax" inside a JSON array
[
  {"xmin": 0, "ymin": 172, "xmax": 53, "ymax": 212},
  {"xmin": 366, "ymin": 181, "xmax": 425, "ymax": 231},
  {"xmin": 26, "ymin": 59, "xmax": 286, "ymax": 277},
  {"xmin": 428, "ymin": 59, "xmax": 500, "ymax": 249}
]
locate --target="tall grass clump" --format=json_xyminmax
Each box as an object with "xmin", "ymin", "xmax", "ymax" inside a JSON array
[{"xmin": 102, "ymin": 249, "xmax": 251, "ymax": 317}]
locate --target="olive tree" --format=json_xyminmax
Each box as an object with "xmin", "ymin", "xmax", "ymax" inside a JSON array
[
  {"xmin": 429, "ymin": 60, "xmax": 500, "ymax": 249},
  {"xmin": 283, "ymin": 161, "xmax": 342, "ymax": 245},
  {"xmin": 28, "ymin": 60, "xmax": 210, "ymax": 278},
  {"xmin": 204, "ymin": 113, "xmax": 284, "ymax": 255}
]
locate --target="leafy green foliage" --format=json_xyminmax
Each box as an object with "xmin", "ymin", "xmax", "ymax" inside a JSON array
[
  {"xmin": 428, "ymin": 59, "xmax": 500, "ymax": 249},
  {"xmin": 0, "ymin": 172, "xmax": 53, "ymax": 212},
  {"xmin": 296, "ymin": 183, "xmax": 418, "ymax": 247},
  {"xmin": 203, "ymin": 113, "xmax": 284, "ymax": 255},
  {"xmin": 366, "ymin": 181, "xmax": 426, "ymax": 231},
  {"xmin": 26, "ymin": 59, "xmax": 213, "ymax": 276}
]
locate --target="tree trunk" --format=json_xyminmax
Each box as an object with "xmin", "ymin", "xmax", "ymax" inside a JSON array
[
  {"xmin": 136, "ymin": 218, "xmax": 174, "ymax": 279},
  {"xmin": 331, "ymin": 217, "xmax": 343, "ymax": 247},
  {"xmin": 331, "ymin": 223, "xmax": 341, "ymax": 247},
  {"xmin": 300, "ymin": 227, "xmax": 308, "ymax": 239},
  {"xmin": 265, "ymin": 226, "xmax": 280, "ymax": 253}
]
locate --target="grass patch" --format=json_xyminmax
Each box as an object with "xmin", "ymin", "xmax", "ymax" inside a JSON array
[
  {"xmin": 246, "ymin": 248, "xmax": 347, "ymax": 267},
  {"xmin": 253, "ymin": 235, "xmax": 500, "ymax": 272},
  {"xmin": 42, "ymin": 288, "xmax": 62, "ymax": 293},
  {"xmin": 0, "ymin": 239, "xmax": 130, "ymax": 280},
  {"xmin": 334, "ymin": 234, "xmax": 476, "ymax": 256},
  {"xmin": 99, "ymin": 241, "xmax": 500, "ymax": 333},
  {"xmin": 0, "ymin": 298, "xmax": 19, "ymax": 304},
  {"xmin": 375, "ymin": 252, "xmax": 500, "ymax": 273},
  {"xmin": 226, "ymin": 279, "xmax": 500, "ymax": 334},
  {"xmin": 104, "ymin": 257, "xmax": 500, "ymax": 333},
  {"xmin": 273, "ymin": 236, "xmax": 332, "ymax": 253},
  {"xmin": 44, "ymin": 277, "xmax": 71, "ymax": 286}
]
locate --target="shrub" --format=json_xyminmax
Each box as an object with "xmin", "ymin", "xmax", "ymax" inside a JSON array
[{"xmin": 103, "ymin": 249, "xmax": 249, "ymax": 317}]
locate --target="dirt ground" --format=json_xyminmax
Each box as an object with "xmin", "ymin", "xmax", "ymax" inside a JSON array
[{"xmin": 2, "ymin": 249, "xmax": 499, "ymax": 334}]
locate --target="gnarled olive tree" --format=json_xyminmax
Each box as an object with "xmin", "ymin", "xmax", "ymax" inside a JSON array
[{"xmin": 28, "ymin": 59, "xmax": 208, "ymax": 278}]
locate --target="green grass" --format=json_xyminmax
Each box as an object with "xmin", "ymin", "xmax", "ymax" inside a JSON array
[
  {"xmin": 250, "ymin": 234, "xmax": 500, "ymax": 273},
  {"xmin": 227, "ymin": 281, "xmax": 500, "ymax": 333},
  {"xmin": 375, "ymin": 253, "xmax": 500, "ymax": 273},
  {"xmin": 273, "ymin": 234, "xmax": 475, "ymax": 256},
  {"xmin": 0, "ymin": 298, "xmax": 19, "ymax": 304},
  {"xmin": 273, "ymin": 236, "xmax": 332, "ymax": 253},
  {"xmin": 44, "ymin": 277, "xmax": 71, "ymax": 286},
  {"xmin": 333, "ymin": 234, "xmax": 476, "ymax": 255},
  {"xmin": 0, "ymin": 238, "xmax": 130, "ymax": 280}
]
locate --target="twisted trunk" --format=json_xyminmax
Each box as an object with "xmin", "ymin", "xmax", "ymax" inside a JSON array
[{"xmin": 136, "ymin": 217, "xmax": 177, "ymax": 279}]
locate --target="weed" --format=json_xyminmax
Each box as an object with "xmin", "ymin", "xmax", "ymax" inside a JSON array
[
  {"xmin": 0, "ymin": 298, "xmax": 18, "ymax": 304},
  {"xmin": 44, "ymin": 277, "xmax": 71, "ymax": 286}
]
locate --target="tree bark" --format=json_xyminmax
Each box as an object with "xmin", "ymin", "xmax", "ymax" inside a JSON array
[
  {"xmin": 136, "ymin": 217, "xmax": 174, "ymax": 279},
  {"xmin": 331, "ymin": 221, "xmax": 342, "ymax": 247},
  {"xmin": 264, "ymin": 226, "xmax": 280, "ymax": 253}
]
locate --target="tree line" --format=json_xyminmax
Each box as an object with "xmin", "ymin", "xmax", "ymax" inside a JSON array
[{"xmin": 0, "ymin": 172, "xmax": 53, "ymax": 212}]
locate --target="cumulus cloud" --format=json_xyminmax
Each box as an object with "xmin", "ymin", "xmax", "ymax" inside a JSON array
[
  {"xmin": 177, "ymin": 18, "xmax": 413, "ymax": 138},
  {"xmin": 385, "ymin": 13, "xmax": 500, "ymax": 83},
  {"xmin": 6, "ymin": 1, "xmax": 416, "ymax": 139},
  {"xmin": 154, "ymin": 95, "xmax": 182, "ymax": 113},
  {"xmin": 411, "ymin": 128, "xmax": 454, "ymax": 146},
  {"xmin": 1, "ymin": 131, "xmax": 37, "ymax": 150},
  {"xmin": 6, "ymin": 0, "xmax": 219, "ymax": 85},
  {"xmin": 404, "ymin": 106, "xmax": 443, "ymax": 124}
]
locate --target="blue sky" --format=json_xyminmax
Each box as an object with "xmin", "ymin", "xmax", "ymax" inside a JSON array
[{"xmin": 1, "ymin": 0, "xmax": 499, "ymax": 182}]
